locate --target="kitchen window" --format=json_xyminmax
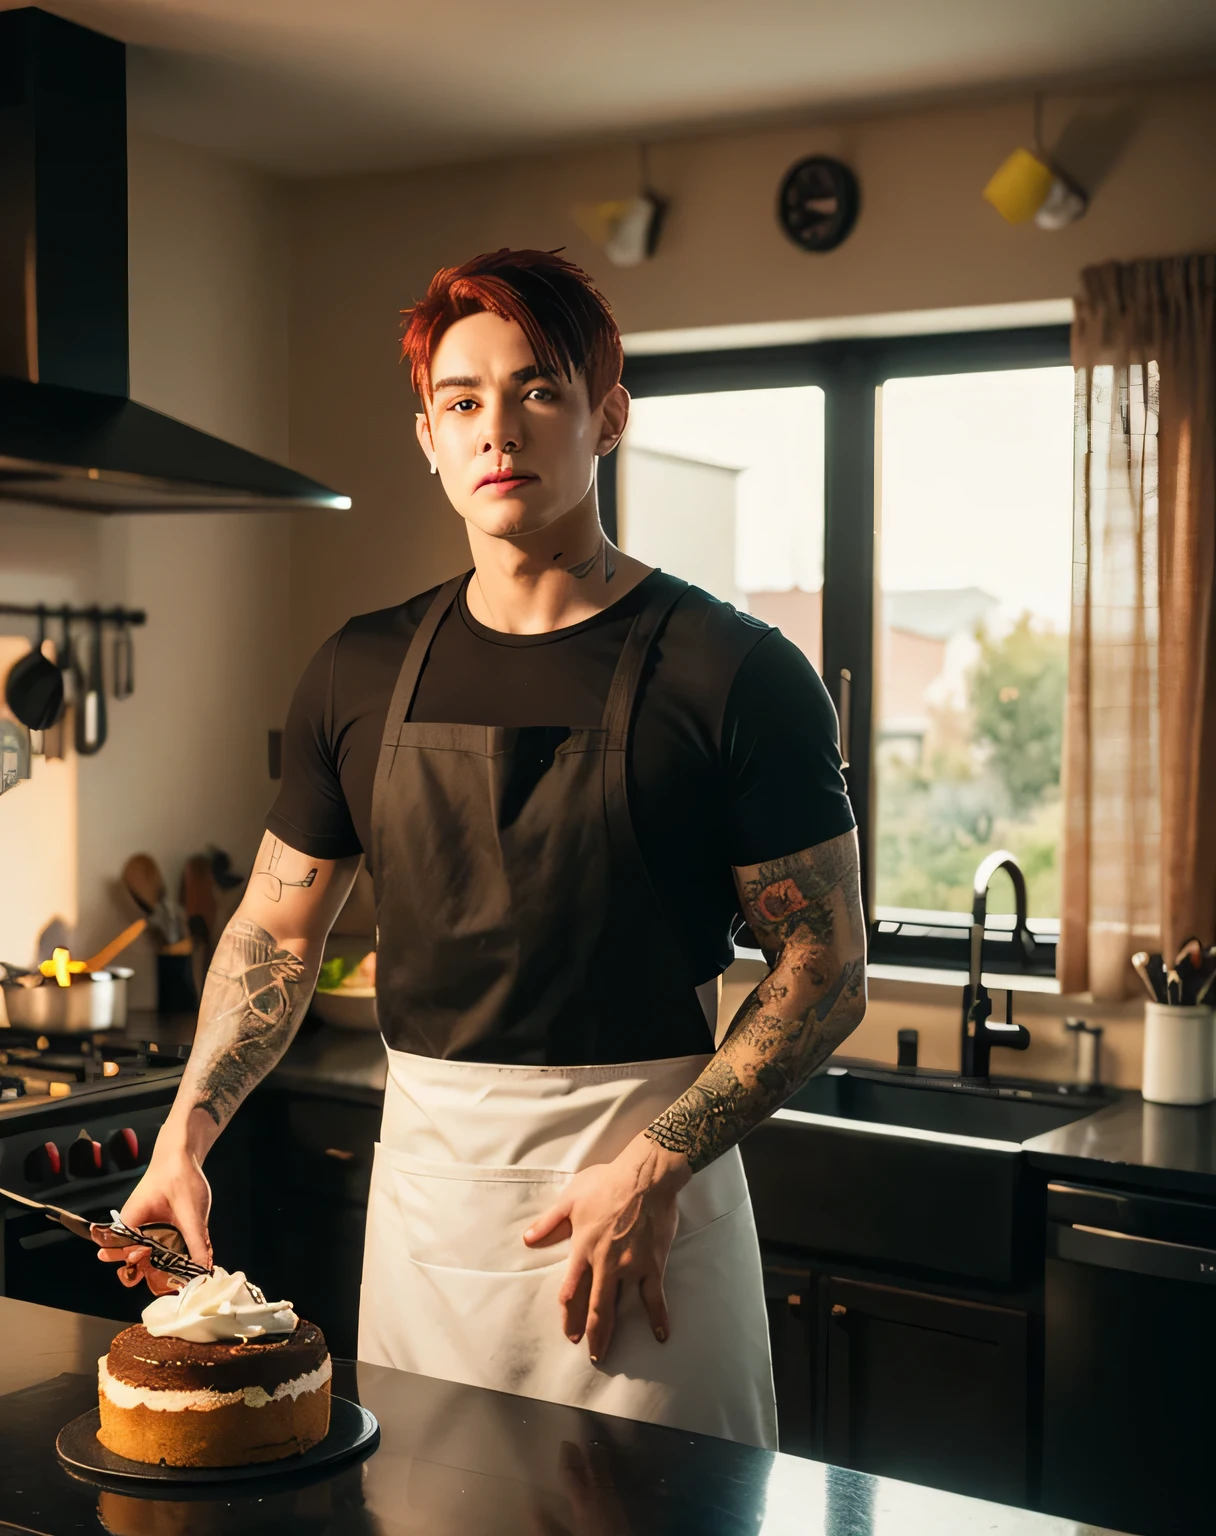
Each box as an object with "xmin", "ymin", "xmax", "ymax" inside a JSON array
[{"xmin": 608, "ymin": 325, "xmax": 1073, "ymax": 976}]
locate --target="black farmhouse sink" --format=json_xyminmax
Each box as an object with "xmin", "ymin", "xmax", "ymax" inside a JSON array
[
  {"xmin": 784, "ymin": 1066, "xmax": 1109, "ymax": 1143},
  {"xmin": 742, "ymin": 1062, "xmax": 1116, "ymax": 1283}
]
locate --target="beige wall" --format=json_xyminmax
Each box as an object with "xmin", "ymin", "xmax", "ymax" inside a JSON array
[
  {"xmin": 285, "ymin": 73, "xmax": 1216, "ymax": 665},
  {"xmin": 0, "ymin": 131, "xmax": 292, "ymax": 1003}
]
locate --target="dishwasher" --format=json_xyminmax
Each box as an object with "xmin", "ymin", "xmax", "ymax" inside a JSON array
[{"xmin": 1041, "ymin": 1179, "xmax": 1216, "ymax": 1536}]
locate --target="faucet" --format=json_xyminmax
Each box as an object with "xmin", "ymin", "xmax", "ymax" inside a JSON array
[{"xmin": 960, "ymin": 850, "xmax": 1033, "ymax": 1080}]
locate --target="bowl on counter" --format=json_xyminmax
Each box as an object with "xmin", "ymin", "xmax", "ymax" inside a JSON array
[
  {"xmin": 308, "ymin": 938, "xmax": 377, "ymax": 1032},
  {"xmin": 0, "ymin": 966, "xmax": 132, "ymax": 1031},
  {"xmin": 308, "ymin": 986, "xmax": 378, "ymax": 1032}
]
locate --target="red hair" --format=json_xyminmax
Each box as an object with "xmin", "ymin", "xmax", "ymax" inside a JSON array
[{"xmin": 401, "ymin": 249, "xmax": 623, "ymax": 408}]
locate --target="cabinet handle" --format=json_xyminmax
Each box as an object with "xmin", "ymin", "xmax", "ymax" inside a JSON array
[
  {"xmin": 831, "ymin": 1303, "xmax": 848, "ymax": 1317},
  {"xmin": 838, "ymin": 669, "xmax": 852, "ymax": 770},
  {"xmin": 324, "ymin": 1147, "xmax": 355, "ymax": 1161}
]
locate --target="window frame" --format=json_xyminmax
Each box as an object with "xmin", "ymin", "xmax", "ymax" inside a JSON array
[{"xmin": 609, "ymin": 323, "xmax": 1073, "ymax": 976}]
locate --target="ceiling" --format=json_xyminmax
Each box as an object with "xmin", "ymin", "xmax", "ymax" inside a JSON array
[{"xmin": 9, "ymin": 0, "xmax": 1216, "ymax": 176}]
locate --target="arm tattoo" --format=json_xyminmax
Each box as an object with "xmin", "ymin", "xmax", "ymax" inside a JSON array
[
  {"xmin": 189, "ymin": 918, "xmax": 312, "ymax": 1128},
  {"xmin": 645, "ymin": 833, "xmax": 866, "ymax": 1172},
  {"xmin": 255, "ymin": 838, "xmax": 317, "ymax": 902}
]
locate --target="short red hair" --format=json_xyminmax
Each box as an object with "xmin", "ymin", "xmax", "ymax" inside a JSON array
[{"xmin": 401, "ymin": 249, "xmax": 623, "ymax": 408}]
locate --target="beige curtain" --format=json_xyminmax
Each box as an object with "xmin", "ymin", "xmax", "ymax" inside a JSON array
[{"xmin": 1060, "ymin": 255, "xmax": 1216, "ymax": 999}]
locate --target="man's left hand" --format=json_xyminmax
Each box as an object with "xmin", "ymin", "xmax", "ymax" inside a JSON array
[{"xmin": 523, "ymin": 1135, "xmax": 690, "ymax": 1363}]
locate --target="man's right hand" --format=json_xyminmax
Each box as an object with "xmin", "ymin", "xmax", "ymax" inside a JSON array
[{"xmin": 96, "ymin": 1141, "xmax": 213, "ymax": 1293}]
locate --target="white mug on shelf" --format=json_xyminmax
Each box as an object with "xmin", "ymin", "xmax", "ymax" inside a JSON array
[{"xmin": 1141, "ymin": 1002, "xmax": 1216, "ymax": 1106}]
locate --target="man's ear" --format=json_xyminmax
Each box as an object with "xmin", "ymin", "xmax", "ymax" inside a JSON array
[
  {"xmin": 415, "ymin": 410, "xmax": 436, "ymax": 471},
  {"xmin": 595, "ymin": 384, "xmax": 630, "ymax": 456}
]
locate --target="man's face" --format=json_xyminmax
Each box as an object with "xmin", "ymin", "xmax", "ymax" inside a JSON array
[{"xmin": 417, "ymin": 311, "xmax": 627, "ymax": 540}]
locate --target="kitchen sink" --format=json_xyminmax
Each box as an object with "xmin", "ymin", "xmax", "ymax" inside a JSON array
[
  {"xmin": 783, "ymin": 1065, "xmax": 1111, "ymax": 1143},
  {"xmin": 741, "ymin": 1061, "xmax": 1117, "ymax": 1283}
]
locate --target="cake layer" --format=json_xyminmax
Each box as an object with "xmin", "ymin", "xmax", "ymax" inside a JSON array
[
  {"xmin": 98, "ymin": 1353, "xmax": 331, "ymax": 1412},
  {"xmin": 105, "ymin": 1320, "xmax": 327, "ymax": 1395},
  {"xmin": 98, "ymin": 1378, "xmax": 330, "ymax": 1467}
]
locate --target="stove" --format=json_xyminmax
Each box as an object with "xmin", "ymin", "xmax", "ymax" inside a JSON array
[{"xmin": 0, "ymin": 1026, "xmax": 187, "ymax": 1319}]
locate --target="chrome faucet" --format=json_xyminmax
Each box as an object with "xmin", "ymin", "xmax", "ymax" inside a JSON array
[{"xmin": 961, "ymin": 850, "xmax": 1033, "ymax": 1080}]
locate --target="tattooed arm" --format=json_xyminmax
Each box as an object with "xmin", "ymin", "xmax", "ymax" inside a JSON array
[
  {"xmin": 524, "ymin": 829, "xmax": 865, "ymax": 1361},
  {"xmin": 645, "ymin": 830, "xmax": 866, "ymax": 1169},
  {"xmin": 103, "ymin": 832, "xmax": 359, "ymax": 1275}
]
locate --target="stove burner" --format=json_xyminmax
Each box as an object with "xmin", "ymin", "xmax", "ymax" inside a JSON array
[{"xmin": 0, "ymin": 1030, "xmax": 186, "ymax": 1110}]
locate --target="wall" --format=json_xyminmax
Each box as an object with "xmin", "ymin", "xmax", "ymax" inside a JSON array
[
  {"xmin": 285, "ymin": 73, "xmax": 1216, "ymax": 666},
  {"xmin": 0, "ymin": 131, "xmax": 292, "ymax": 1003},
  {"xmin": 283, "ymin": 75, "xmax": 1216, "ymax": 1079}
]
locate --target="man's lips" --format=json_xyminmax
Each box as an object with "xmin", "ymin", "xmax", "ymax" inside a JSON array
[{"xmin": 475, "ymin": 470, "xmax": 537, "ymax": 493}]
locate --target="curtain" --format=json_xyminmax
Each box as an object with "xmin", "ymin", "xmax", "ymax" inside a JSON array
[{"xmin": 1060, "ymin": 255, "xmax": 1216, "ymax": 1000}]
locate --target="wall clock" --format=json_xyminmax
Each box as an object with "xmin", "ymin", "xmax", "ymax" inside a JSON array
[{"xmin": 777, "ymin": 156, "xmax": 860, "ymax": 253}]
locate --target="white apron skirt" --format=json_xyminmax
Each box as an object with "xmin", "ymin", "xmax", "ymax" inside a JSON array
[{"xmin": 358, "ymin": 1045, "xmax": 778, "ymax": 1449}]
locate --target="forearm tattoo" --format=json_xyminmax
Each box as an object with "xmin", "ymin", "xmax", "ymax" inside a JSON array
[
  {"xmin": 645, "ymin": 834, "xmax": 866, "ymax": 1173},
  {"xmin": 189, "ymin": 918, "xmax": 311, "ymax": 1128}
]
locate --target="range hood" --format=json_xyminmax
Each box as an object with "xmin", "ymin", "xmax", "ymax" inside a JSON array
[{"xmin": 0, "ymin": 8, "xmax": 349, "ymax": 514}]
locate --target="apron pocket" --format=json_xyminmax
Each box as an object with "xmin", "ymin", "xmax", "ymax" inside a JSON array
[{"xmin": 372, "ymin": 1141, "xmax": 572, "ymax": 1273}]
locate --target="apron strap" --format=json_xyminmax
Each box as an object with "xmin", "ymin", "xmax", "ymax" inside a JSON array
[
  {"xmin": 601, "ymin": 573, "xmax": 689, "ymax": 746},
  {"xmin": 371, "ymin": 572, "xmax": 466, "ymax": 830},
  {"xmin": 602, "ymin": 574, "xmax": 691, "ymax": 968}
]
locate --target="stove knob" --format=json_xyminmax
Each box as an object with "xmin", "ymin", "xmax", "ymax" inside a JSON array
[
  {"xmin": 67, "ymin": 1134, "xmax": 105, "ymax": 1178},
  {"xmin": 23, "ymin": 1141, "xmax": 62, "ymax": 1183},
  {"xmin": 110, "ymin": 1127, "xmax": 141, "ymax": 1170}
]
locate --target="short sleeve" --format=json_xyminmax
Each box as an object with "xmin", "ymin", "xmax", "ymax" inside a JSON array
[
  {"xmin": 721, "ymin": 629, "xmax": 855, "ymax": 867},
  {"xmin": 265, "ymin": 631, "xmax": 363, "ymax": 860}
]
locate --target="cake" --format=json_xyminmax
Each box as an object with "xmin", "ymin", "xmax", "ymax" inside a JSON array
[{"xmin": 97, "ymin": 1268, "xmax": 331, "ymax": 1468}]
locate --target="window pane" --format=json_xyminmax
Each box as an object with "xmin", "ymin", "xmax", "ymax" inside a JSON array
[
  {"xmin": 620, "ymin": 388, "xmax": 826, "ymax": 669},
  {"xmin": 875, "ymin": 365, "xmax": 1074, "ymax": 920}
]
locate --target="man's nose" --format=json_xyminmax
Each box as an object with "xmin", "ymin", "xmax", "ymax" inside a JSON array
[{"xmin": 478, "ymin": 399, "xmax": 521, "ymax": 455}]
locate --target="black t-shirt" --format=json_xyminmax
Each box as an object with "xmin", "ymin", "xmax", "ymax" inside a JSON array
[{"xmin": 267, "ymin": 571, "xmax": 854, "ymax": 986}]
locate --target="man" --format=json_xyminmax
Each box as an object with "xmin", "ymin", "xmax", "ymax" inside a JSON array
[{"xmin": 107, "ymin": 249, "xmax": 866, "ymax": 1450}]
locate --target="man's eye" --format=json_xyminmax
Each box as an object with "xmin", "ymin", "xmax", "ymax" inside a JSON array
[
  {"xmin": 526, "ymin": 387, "xmax": 555, "ymax": 402},
  {"xmin": 451, "ymin": 399, "xmax": 477, "ymax": 413}
]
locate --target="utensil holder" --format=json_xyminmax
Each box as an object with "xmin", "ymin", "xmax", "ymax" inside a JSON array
[{"xmin": 1142, "ymin": 1002, "xmax": 1215, "ymax": 1105}]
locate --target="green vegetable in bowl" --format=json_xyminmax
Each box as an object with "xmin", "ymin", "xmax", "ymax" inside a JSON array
[{"xmin": 316, "ymin": 955, "xmax": 360, "ymax": 992}]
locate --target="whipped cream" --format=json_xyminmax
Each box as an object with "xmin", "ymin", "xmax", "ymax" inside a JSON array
[{"xmin": 142, "ymin": 1267, "xmax": 298, "ymax": 1344}]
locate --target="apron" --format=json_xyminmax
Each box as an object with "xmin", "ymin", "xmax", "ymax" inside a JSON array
[{"xmin": 358, "ymin": 572, "xmax": 777, "ymax": 1450}]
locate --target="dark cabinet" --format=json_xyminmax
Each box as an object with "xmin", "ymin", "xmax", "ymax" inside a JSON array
[
  {"xmin": 247, "ymin": 1089, "xmax": 380, "ymax": 1360},
  {"xmin": 820, "ymin": 1277, "xmax": 1029, "ymax": 1507},
  {"xmin": 762, "ymin": 1261, "xmax": 819, "ymax": 1458}
]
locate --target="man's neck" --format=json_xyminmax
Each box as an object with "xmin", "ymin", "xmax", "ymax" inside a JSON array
[{"xmin": 464, "ymin": 503, "xmax": 651, "ymax": 635}]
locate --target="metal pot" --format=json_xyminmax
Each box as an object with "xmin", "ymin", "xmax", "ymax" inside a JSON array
[{"xmin": 0, "ymin": 967, "xmax": 131, "ymax": 1032}]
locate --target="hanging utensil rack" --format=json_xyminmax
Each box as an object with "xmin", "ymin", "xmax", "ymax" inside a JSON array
[{"xmin": 0, "ymin": 603, "xmax": 147, "ymax": 628}]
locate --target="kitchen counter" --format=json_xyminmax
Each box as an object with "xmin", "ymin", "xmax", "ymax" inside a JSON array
[
  {"xmin": 97, "ymin": 1013, "xmax": 1216, "ymax": 1203},
  {"xmin": 1024, "ymin": 1093, "xmax": 1216, "ymax": 1199},
  {"xmin": 0, "ymin": 1295, "xmax": 1127, "ymax": 1536}
]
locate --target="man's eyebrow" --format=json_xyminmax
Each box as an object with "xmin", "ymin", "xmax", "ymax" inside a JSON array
[
  {"xmin": 431, "ymin": 374, "xmax": 480, "ymax": 393},
  {"xmin": 512, "ymin": 364, "xmax": 559, "ymax": 384}
]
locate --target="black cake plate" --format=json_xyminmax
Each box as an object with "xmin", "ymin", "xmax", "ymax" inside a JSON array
[{"xmin": 56, "ymin": 1393, "xmax": 378, "ymax": 1488}]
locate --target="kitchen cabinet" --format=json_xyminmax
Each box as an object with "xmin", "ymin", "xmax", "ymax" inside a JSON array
[
  {"xmin": 761, "ymin": 1251, "xmax": 1032, "ymax": 1504},
  {"xmin": 246, "ymin": 1088, "xmax": 380, "ymax": 1359},
  {"xmin": 820, "ymin": 1276, "xmax": 1030, "ymax": 1508},
  {"xmin": 762, "ymin": 1259, "xmax": 819, "ymax": 1458}
]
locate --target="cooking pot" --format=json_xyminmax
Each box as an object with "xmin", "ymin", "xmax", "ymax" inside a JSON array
[{"xmin": 0, "ymin": 967, "xmax": 131, "ymax": 1032}]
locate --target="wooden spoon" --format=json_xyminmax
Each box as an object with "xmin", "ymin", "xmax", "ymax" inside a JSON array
[{"xmin": 122, "ymin": 854, "xmax": 165, "ymax": 915}]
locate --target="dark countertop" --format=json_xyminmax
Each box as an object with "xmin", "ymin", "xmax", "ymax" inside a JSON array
[
  {"xmin": 0, "ymin": 1295, "xmax": 1126, "ymax": 1535},
  {"xmin": 119, "ymin": 1012, "xmax": 1216, "ymax": 1202},
  {"xmin": 1024, "ymin": 1094, "xmax": 1216, "ymax": 1199}
]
